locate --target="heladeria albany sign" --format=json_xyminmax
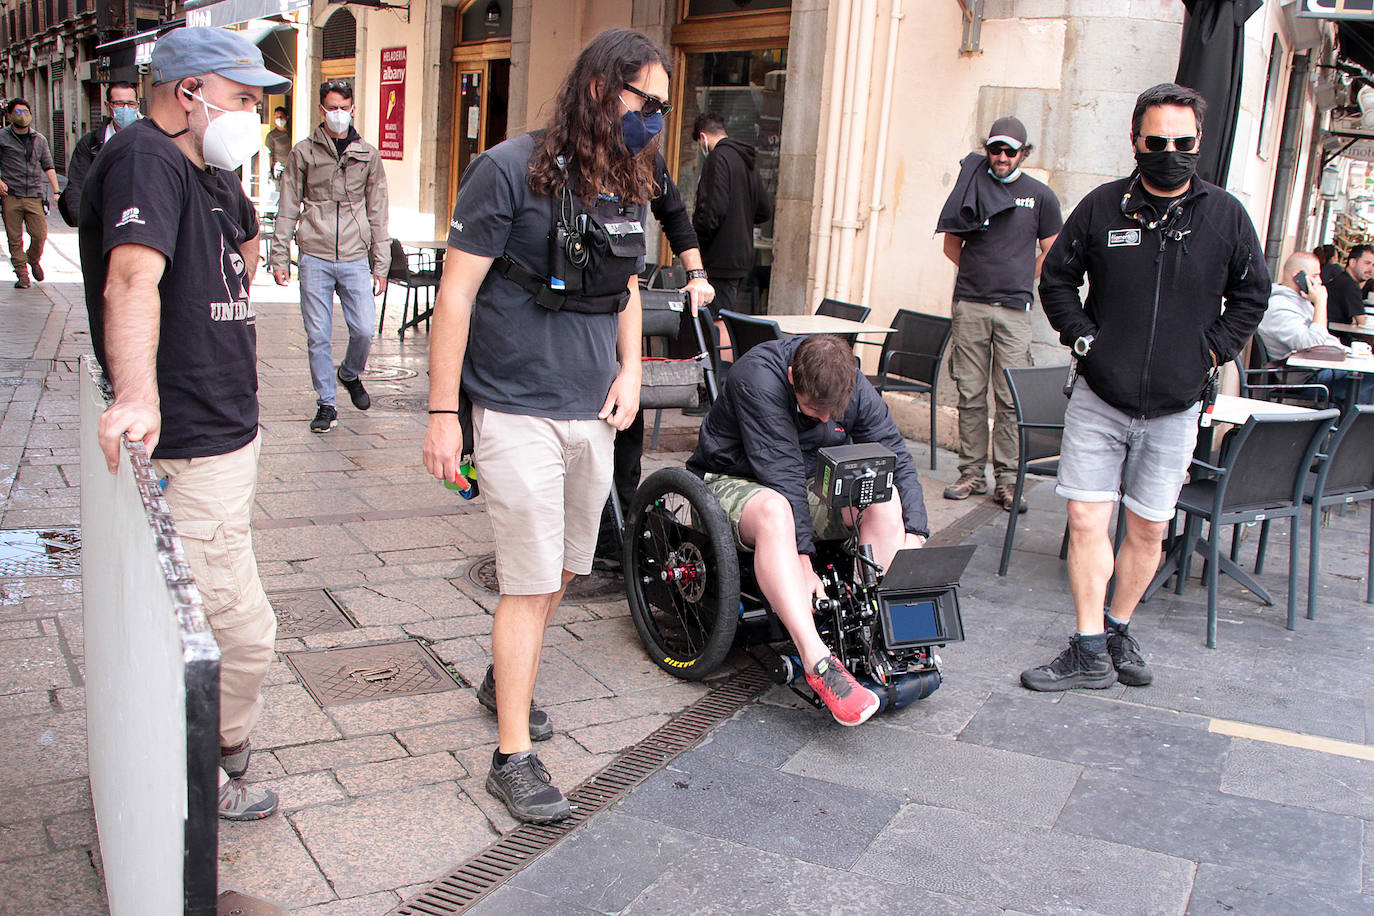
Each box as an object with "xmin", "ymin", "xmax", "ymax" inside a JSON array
[{"xmin": 380, "ymin": 47, "xmax": 406, "ymax": 161}]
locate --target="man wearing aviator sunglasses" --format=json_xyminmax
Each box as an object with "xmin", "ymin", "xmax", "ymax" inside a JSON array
[{"xmin": 1028, "ymin": 83, "xmax": 1269, "ymax": 693}]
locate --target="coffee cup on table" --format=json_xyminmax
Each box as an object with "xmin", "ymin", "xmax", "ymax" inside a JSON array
[{"xmin": 1352, "ymin": 340, "xmax": 1372, "ymax": 357}]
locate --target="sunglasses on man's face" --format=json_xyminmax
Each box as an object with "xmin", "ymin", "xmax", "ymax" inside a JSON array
[
  {"xmin": 1140, "ymin": 134, "xmax": 1198, "ymax": 153},
  {"xmin": 985, "ymin": 143, "xmax": 1019, "ymax": 158},
  {"xmin": 622, "ymin": 83, "xmax": 672, "ymax": 118}
]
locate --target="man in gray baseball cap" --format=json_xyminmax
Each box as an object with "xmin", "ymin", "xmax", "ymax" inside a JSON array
[{"xmin": 79, "ymin": 26, "xmax": 291, "ymax": 821}]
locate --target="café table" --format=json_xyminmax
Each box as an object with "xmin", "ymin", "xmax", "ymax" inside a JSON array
[
  {"xmin": 1328, "ymin": 321, "xmax": 1374, "ymax": 341},
  {"xmin": 770, "ymin": 314, "xmax": 895, "ymax": 337},
  {"xmin": 1287, "ymin": 349, "xmax": 1374, "ymax": 414}
]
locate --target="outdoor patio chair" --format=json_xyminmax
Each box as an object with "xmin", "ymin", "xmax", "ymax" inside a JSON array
[
  {"xmin": 998, "ymin": 365, "xmax": 1068, "ymax": 577},
  {"xmin": 864, "ymin": 309, "xmax": 953, "ymax": 469},
  {"xmin": 816, "ymin": 297, "xmax": 871, "ymax": 348},
  {"xmin": 379, "ymin": 239, "xmax": 441, "ymax": 339},
  {"xmin": 718, "ymin": 309, "xmax": 783, "ymax": 364},
  {"xmin": 1150, "ymin": 408, "xmax": 1338, "ymax": 648}
]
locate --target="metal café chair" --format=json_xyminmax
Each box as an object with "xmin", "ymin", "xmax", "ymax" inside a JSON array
[
  {"xmin": 718, "ymin": 309, "xmax": 783, "ymax": 364},
  {"xmin": 1145, "ymin": 409, "xmax": 1339, "ymax": 648},
  {"xmin": 380, "ymin": 239, "xmax": 441, "ymax": 338},
  {"xmin": 816, "ymin": 297, "xmax": 872, "ymax": 348},
  {"xmin": 998, "ymin": 366, "xmax": 1068, "ymax": 576},
  {"xmin": 864, "ymin": 308, "xmax": 953, "ymax": 470}
]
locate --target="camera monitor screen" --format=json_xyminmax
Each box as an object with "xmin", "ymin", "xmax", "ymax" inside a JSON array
[{"xmin": 884, "ymin": 599, "xmax": 941, "ymax": 646}]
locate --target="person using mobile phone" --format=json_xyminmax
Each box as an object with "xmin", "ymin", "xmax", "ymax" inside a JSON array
[{"xmin": 1259, "ymin": 250, "xmax": 1374, "ymax": 402}]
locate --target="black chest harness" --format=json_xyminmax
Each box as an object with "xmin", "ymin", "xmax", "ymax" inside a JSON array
[{"xmin": 495, "ymin": 155, "xmax": 646, "ymax": 314}]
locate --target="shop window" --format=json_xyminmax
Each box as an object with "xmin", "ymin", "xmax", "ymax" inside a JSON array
[
  {"xmin": 676, "ymin": 48, "xmax": 786, "ymax": 257},
  {"xmin": 686, "ymin": 0, "xmax": 789, "ymax": 14},
  {"xmin": 322, "ymin": 8, "xmax": 356, "ymax": 60},
  {"xmin": 459, "ymin": 0, "xmax": 510, "ymax": 43}
]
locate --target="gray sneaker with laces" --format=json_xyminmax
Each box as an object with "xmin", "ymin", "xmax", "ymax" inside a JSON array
[
  {"xmin": 486, "ymin": 750, "xmax": 571, "ymax": 824},
  {"xmin": 218, "ymin": 777, "xmax": 278, "ymax": 820},
  {"xmin": 220, "ymin": 737, "xmax": 252, "ymax": 779},
  {"xmin": 1020, "ymin": 634, "xmax": 1116, "ymax": 692},
  {"xmin": 476, "ymin": 665, "xmax": 553, "ymax": 741},
  {"xmin": 1106, "ymin": 625, "xmax": 1153, "ymax": 686}
]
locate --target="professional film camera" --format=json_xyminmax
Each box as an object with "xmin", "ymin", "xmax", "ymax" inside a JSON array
[{"xmin": 623, "ymin": 444, "xmax": 971, "ymax": 713}]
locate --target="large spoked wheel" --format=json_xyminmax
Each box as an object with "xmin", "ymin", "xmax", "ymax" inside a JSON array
[{"xmin": 624, "ymin": 468, "xmax": 740, "ymax": 680}]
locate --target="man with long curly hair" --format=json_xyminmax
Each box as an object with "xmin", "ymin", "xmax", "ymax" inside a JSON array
[{"xmin": 423, "ymin": 28, "xmax": 667, "ymax": 823}]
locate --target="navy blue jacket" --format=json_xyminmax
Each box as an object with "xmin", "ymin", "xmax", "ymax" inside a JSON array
[
  {"xmin": 687, "ymin": 337, "xmax": 929, "ymax": 554},
  {"xmin": 1039, "ymin": 174, "xmax": 1269, "ymax": 418}
]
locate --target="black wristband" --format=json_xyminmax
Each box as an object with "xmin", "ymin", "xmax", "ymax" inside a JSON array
[
  {"xmin": 427, "ymin": 409, "xmax": 461, "ymax": 415},
  {"xmin": 686, "ymin": 268, "xmax": 708, "ymax": 280}
]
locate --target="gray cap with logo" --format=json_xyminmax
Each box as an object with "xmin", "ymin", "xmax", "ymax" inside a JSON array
[{"xmin": 150, "ymin": 27, "xmax": 292, "ymax": 94}]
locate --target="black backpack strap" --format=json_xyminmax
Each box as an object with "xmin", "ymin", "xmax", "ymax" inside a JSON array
[{"xmin": 494, "ymin": 255, "xmax": 567, "ymax": 311}]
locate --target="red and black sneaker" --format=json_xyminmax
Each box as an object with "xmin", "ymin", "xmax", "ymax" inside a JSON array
[{"xmin": 805, "ymin": 655, "xmax": 880, "ymax": 726}]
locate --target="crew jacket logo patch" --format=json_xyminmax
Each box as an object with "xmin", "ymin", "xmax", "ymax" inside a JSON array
[{"xmin": 1108, "ymin": 228, "xmax": 1140, "ymax": 247}]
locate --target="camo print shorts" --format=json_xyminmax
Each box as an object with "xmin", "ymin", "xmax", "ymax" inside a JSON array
[{"xmin": 703, "ymin": 474, "xmax": 851, "ymax": 551}]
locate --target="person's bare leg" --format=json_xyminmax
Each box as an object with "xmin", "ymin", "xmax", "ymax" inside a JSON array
[
  {"xmin": 853, "ymin": 491, "xmax": 909, "ymax": 572},
  {"xmin": 492, "ymin": 590, "xmax": 558, "ymax": 755},
  {"xmin": 1066, "ymin": 499, "xmax": 1116, "ymax": 635},
  {"xmin": 1103, "ymin": 508, "xmax": 1168, "ymax": 624},
  {"xmin": 738, "ymin": 492, "xmax": 830, "ymax": 669}
]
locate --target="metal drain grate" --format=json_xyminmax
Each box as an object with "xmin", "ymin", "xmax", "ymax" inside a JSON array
[
  {"xmin": 362, "ymin": 364, "xmax": 420, "ymax": 381},
  {"xmin": 285, "ymin": 640, "xmax": 460, "ymax": 707},
  {"xmin": 0, "ymin": 528, "xmax": 80, "ymax": 578},
  {"xmin": 464, "ymin": 554, "xmax": 623, "ymax": 601},
  {"xmin": 382, "ymin": 395, "xmax": 431, "ymax": 412},
  {"xmin": 392, "ymin": 665, "xmax": 773, "ymax": 915},
  {"xmin": 926, "ymin": 498, "xmax": 1005, "ymax": 548},
  {"xmin": 269, "ymin": 588, "xmax": 357, "ymax": 639}
]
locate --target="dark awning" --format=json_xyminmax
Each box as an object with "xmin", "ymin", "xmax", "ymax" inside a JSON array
[{"xmin": 1337, "ymin": 20, "xmax": 1374, "ymax": 74}]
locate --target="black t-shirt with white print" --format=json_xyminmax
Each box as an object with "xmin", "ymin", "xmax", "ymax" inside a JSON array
[{"xmin": 80, "ymin": 119, "xmax": 260, "ymax": 459}]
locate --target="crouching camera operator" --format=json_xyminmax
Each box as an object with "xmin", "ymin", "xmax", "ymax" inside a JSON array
[
  {"xmin": 422, "ymin": 28, "xmax": 669, "ymax": 824},
  {"xmin": 687, "ymin": 334, "xmax": 930, "ymax": 726}
]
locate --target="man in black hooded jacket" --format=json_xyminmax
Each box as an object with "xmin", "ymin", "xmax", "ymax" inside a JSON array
[
  {"xmin": 1024, "ymin": 83, "xmax": 1269, "ymax": 693},
  {"xmin": 692, "ymin": 112, "xmax": 772, "ymax": 314}
]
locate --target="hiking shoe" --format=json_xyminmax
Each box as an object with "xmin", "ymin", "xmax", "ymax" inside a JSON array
[
  {"xmin": 1106, "ymin": 626, "xmax": 1153, "ymax": 687},
  {"xmin": 805, "ymin": 655, "xmax": 880, "ymax": 726},
  {"xmin": 337, "ymin": 367, "xmax": 371, "ymax": 410},
  {"xmin": 994, "ymin": 483, "xmax": 1028, "ymax": 514},
  {"xmin": 476, "ymin": 664, "xmax": 553, "ymax": 741},
  {"xmin": 28, "ymin": 260, "xmax": 42, "ymax": 282},
  {"xmin": 221, "ymin": 738, "xmax": 252, "ymax": 779},
  {"xmin": 12, "ymin": 277, "xmax": 29, "ymax": 289},
  {"xmin": 217, "ymin": 777, "xmax": 278, "ymax": 820},
  {"xmin": 1020, "ymin": 635, "xmax": 1117, "ymax": 692},
  {"xmin": 943, "ymin": 475, "xmax": 988, "ymax": 500},
  {"xmin": 486, "ymin": 751, "xmax": 571, "ymax": 823},
  {"xmin": 309, "ymin": 404, "xmax": 338, "ymax": 433}
]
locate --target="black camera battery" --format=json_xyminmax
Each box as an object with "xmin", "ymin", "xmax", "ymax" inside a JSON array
[{"xmin": 813, "ymin": 443, "xmax": 897, "ymax": 510}]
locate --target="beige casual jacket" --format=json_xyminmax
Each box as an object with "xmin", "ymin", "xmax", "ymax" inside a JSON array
[{"xmin": 270, "ymin": 124, "xmax": 389, "ymax": 273}]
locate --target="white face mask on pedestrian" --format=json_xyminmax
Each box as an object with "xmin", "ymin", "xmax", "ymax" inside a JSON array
[
  {"xmin": 323, "ymin": 108, "xmax": 352, "ymax": 134},
  {"xmin": 187, "ymin": 89, "xmax": 262, "ymax": 171}
]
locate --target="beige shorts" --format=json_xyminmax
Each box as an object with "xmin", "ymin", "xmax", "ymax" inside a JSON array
[
  {"xmin": 704, "ymin": 473, "xmax": 851, "ymax": 550},
  {"xmin": 472, "ymin": 407, "xmax": 615, "ymax": 594}
]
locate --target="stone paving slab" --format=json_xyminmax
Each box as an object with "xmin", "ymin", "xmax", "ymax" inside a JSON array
[
  {"xmin": 1056, "ymin": 768, "xmax": 1366, "ymax": 891},
  {"xmin": 617, "ymin": 748, "xmax": 905, "ymax": 870},
  {"xmin": 1186, "ymin": 863, "xmax": 1374, "ymax": 916},
  {"xmin": 853, "ymin": 803, "xmax": 1197, "ymax": 915},
  {"xmin": 1219, "ymin": 737, "xmax": 1374, "ymax": 819}
]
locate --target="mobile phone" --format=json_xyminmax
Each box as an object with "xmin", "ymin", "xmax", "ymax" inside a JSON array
[{"xmin": 1295, "ymin": 270, "xmax": 1310, "ymax": 294}]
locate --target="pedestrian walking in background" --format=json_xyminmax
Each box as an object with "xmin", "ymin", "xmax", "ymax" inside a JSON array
[
  {"xmin": 691, "ymin": 111, "xmax": 771, "ymax": 315},
  {"xmin": 271, "ymin": 80, "xmax": 390, "ymax": 434},
  {"xmin": 0, "ymin": 98, "xmax": 60, "ymax": 288},
  {"xmin": 61, "ymin": 81, "xmax": 140, "ymax": 227}
]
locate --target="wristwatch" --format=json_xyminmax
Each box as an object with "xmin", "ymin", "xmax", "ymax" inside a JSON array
[
  {"xmin": 686, "ymin": 268, "xmax": 708, "ymax": 280},
  {"xmin": 1073, "ymin": 334, "xmax": 1095, "ymax": 357}
]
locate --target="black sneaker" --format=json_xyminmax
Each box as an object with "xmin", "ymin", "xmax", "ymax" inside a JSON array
[
  {"xmin": 476, "ymin": 665, "xmax": 552, "ymax": 741},
  {"xmin": 1020, "ymin": 635, "xmax": 1117, "ymax": 692},
  {"xmin": 310, "ymin": 404, "xmax": 338, "ymax": 433},
  {"xmin": 337, "ymin": 367, "xmax": 371, "ymax": 410},
  {"xmin": 486, "ymin": 751, "xmax": 571, "ymax": 823},
  {"xmin": 1106, "ymin": 625, "xmax": 1153, "ymax": 686}
]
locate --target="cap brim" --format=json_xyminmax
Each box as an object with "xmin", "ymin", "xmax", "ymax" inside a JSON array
[
  {"xmin": 986, "ymin": 135, "xmax": 1024, "ymax": 150},
  {"xmin": 220, "ymin": 65, "xmax": 292, "ymax": 94}
]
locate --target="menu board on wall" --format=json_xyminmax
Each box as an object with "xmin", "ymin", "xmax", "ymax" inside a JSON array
[{"xmin": 379, "ymin": 47, "xmax": 406, "ymax": 161}]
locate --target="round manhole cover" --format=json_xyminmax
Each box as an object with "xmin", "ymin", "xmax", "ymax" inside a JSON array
[
  {"xmin": 362, "ymin": 364, "xmax": 419, "ymax": 381},
  {"xmin": 382, "ymin": 395, "xmax": 430, "ymax": 412},
  {"xmin": 466, "ymin": 554, "xmax": 624, "ymax": 600}
]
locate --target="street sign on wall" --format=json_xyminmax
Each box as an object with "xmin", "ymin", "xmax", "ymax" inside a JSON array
[{"xmin": 379, "ymin": 47, "xmax": 406, "ymax": 161}]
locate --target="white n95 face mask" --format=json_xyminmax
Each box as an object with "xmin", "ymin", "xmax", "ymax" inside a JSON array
[
  {"xmin": 324, "ymin": 109, "xmax": 352, "ymax": 134},
  {"xmin": 190, "ymin": 91, "xmax": 263, "ymax": 171}
]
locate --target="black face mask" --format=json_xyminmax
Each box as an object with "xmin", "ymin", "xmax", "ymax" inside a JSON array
[{"xmin": 1134, "ymin": 150, "xmax": 1198, "ymax": 192}]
